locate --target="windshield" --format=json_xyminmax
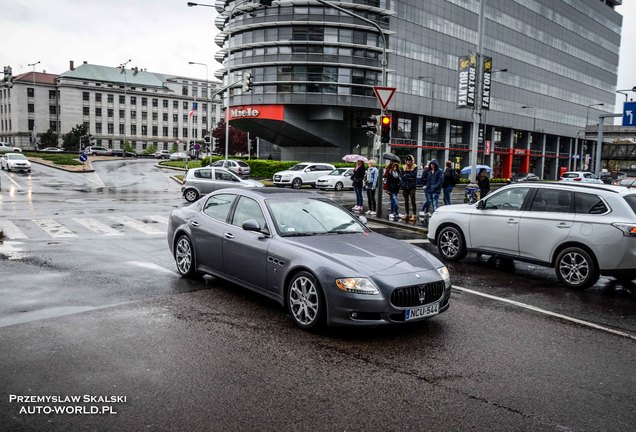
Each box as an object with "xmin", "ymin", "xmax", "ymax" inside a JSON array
[
  {"xmin": 267, "ymin": 198, "xmax": 367, "ymax": 237},
  {"xmin": 288, "ymin": 164, "xmax": 308, "ymax": 171},
  {"xmin": 329, "ymin": 168, "xmax": 348, "ymax": 176},
  {"xmin": 8, "ymin": 154, "xmax": 27, "ymax": 160}
]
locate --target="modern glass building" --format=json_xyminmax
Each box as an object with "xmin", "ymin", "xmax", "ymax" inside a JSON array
[{"xmin": 215, "ymin": 0, "xmax": 623, "ymax": 179}]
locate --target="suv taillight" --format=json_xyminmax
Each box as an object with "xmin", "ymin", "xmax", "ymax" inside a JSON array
[
  {"xmin": 612, "ymin": 223, "xmax": 636, "ymax": 237},
  {"xmin": 574, "ymin": 178, "xmax": 582, "ymax": 181}
]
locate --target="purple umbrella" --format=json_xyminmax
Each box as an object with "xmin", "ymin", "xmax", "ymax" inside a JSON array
[{"xmin": 342, "ymin": 154, "xmax": 369, "ymax": 163}]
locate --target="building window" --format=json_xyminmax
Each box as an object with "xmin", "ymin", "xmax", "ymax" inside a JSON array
[
  {"xmin": 107, "ymin": 94, "xmax": 114, "ymax": 103},
  {"xmin": 107, "ymin": 108, "xmax": 113, "ymax": 118},
  {"xmin": 163, "ymin": 113, "xmax": 168, "ymax": 121},
  {"xmin": 152, "ymin": 126, "xmax": 158, "ymax": 136},
  {"xmin": 152, "ymin": 98, "xmax": 158, "ymax": 107},
  {"xmin": 163, "ymin": 127, "xmax": 168, "ymax": 137},
  {"xmin": 162, "ymin": 100, "xmax": 168, "ymax": 108},
  {"xmin": 142, "ymin": 112, "xmax": 148, "ymax": 120},
  {"xmin": 95, "ymin": 93, "xmax": 102, "ymax": 102},
  {"xmin": 49, "ymin": 90, "xmax": 57, "ymax": 100},
  {"xmin": 131, "ymin": 125, "xmax": 137, "ymax": 135},
  {"xmin": 119, "ymin": 110, "xmax": 125, "ymax": 119},
  {"xmin": 130, "ymin": 96, "xmax": 136, "ymax": 105},
  {"xmin": 173, "ymin": 127, "xmax": 178, "ymax": 138},
  {"xmin": 119, "ymin": 124, "xmax": 125, "ymax": 134},
  {"xmin": 183, "ymin": 114, "xmax": 188, "ymax": 122},
  {"xmin": 141, "ymin": 125, "xmax": 147, "ymax": 136},
  {"xmin": 173, "ymin": 101, "xmax": 178, "ymax": 109},
  {"xmin": 50, "ymin": 121, "xmax": 57, "ymax": 132},
  {"xmin": 131, "ymin": 110, "xmax": 136, "ymax": 119},
  {"xmin": 96, "ymin": 123, "xmax": 102, "ymax": 134},
  {"xmin": 119, "ymin": 95, "xmax": 125, "ymax": 104},
  {"xmin": 82, "ymin": 91, "xmax": 89, "ymax": 101},
  {"xmin": 95, "ymin": 107, "xmax": 102, "ymax": 117},
  {"xmin": 152, "ymin": 112, "xmax": 158, "ymax": 121},
  {"xmin": 182, "ymin": 85, "xmax": 188, "ymax": 96},
  {"xmin": 28, "ymin": 119, "xmax": 34, "ymax": 131},
  {"xmin": 183, "ymin": 101, "xmax": 188, "ymax": 110},
  {"xmin": 141, "ymin": 97, "xmax": 147, "ymax": 106},
  {"xmin": 108, "ymin": 123, "xmax": 114, "ymax": 134},
  {"xmin": 142, "ymin": 142, "xmax": 148, "ymax": 150},
  {"xmin": 202, "ymin": 103, "xmax": 208, "ymax": 110},
  {"xmin": 49, "ymin": 105, "xmax": 56, "ymax": 114},
  {"xmin": 83, "ymin": 107, "xmax": 90, "ymax": 116},
  {"xmin": 173, "ymin": 114, "xmax": 178, "ymax": 122},
  {"xmin": 28, "ymin": 103, "xmax": 34, "ymax": 113}
]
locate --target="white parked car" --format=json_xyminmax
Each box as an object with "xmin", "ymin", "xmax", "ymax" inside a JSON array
[
  {"xmin": 559, "ymin": 171, "xmax": 603, "ymax": 184},
  {"xmin": 0, "ymin": 142, "xmax": 21, "ymax": 153},
  {"xmin": 315, "ymin": 168, "xmax": 354, "ymax": 191},
  {"xmin": 1, "ymin": 153, "xmax": 31, "ymax": 172},
  {"xmin": 40, "ymin": 147, "xmax": 64, "ymax": 153},
  {"xmin": 153, "ymin": 149, "xmax": 172, "ymax": 159},
  {"xmin": 272, "ymin": 162, "xmax": 336, "ymax": 189},
  {"xmin": 211, "ymin": 159, "xmax": 251, "ymax": 177},
  {"xmin": 170, "ymin": 152, "xmax": 190, "ymax": 161},
  {"xmin": 427, "ymin": 182, "xmax": 636, "ymax": 289}
]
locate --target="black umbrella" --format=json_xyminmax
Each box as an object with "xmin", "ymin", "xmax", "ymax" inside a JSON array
[{"xmin": 382, "ymin": 152, "xmax": 401, "ymax": 162}]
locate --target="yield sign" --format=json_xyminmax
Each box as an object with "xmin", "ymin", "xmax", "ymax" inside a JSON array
[{"xmin": 373, "ymin": 86, "xmax": 396, "ymax": 110}]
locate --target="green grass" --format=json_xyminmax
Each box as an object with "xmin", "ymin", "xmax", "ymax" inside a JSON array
[{"xmin": 26, "ymin": 152, "xmax": 83, "ymax": 166}]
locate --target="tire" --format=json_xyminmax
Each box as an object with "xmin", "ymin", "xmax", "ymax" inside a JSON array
[
  {"xmin": 555, "ymin": 247, "xmax": 599, "ymax": 289},
  {"xmin": 291, "ymin": 178, "xmax": 303, "ymax": 189},
  {"xmin": 335, "ymin": 182, "xmax": 344, "ymax": 191},
  {"xmin": 287, "ymin": 271, "xmax": 325, "ymax": 331},
  {"xmin": 174, "ymin": 235, "xmax": 198, "ymax": 278},
  {"xmin": 437, "ymin": 226, "xmax": 467, "ymax": 261},
  {"xmin": 183, "ymin": 188, "xmax": 199, "ymax": 202}
]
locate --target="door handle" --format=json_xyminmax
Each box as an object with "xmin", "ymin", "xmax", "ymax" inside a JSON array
[
  {"xmin": 190, "ymin": 221, "xmax": 199, "ymax": 227},
  {"xmin": 506, "ymin": 219, "xmax": 518, "ymax": 224},
  {"xmin": 556, "ymin": 223, "xmax": 571, "ymax": 229},
  {"xmin": 224, "ymin": 232, "xmax": 235, "ymax": 239}
]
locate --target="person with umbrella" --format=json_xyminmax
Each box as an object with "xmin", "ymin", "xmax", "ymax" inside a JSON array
[
  {"xmin": 351, "ymin": 159, "xmax": 366, "ymax": 212},
  {"xmin": 477, "ymin": 167, "xmax": 490, "ymax": 199}
]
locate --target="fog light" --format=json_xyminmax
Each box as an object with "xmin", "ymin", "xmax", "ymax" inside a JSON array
[{"xmin": 350, "ymin": 312, "xmax": 358, "ymax": 318}]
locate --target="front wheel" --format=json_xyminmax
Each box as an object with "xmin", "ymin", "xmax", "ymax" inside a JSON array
[
  {"xmin": 291, "ymin": 178, "xmax": 303, "ymax": 189},
  {"xmin": 174, "ymin": 235, "xmax": 199, "ymax": 278},
  {"xmin": 183, "ymin": 188, "xmax": 199, "ymax": 202},
  {"xmin": 555, "ymin": 247, "xmax": 599, "ymax": 289},
  {"xmin": 437, "ymin": 226, "xmax": 467, "ymax": 261},
  {"xmin": 287, "ymin": 271, "xmax": 325, "ymax": 330},
  {"xmin": 335, "ymin": 181, "xmax": 344, "ymax": 191}
]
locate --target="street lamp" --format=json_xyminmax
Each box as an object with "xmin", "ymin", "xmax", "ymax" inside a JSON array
[
  {"xmin": 27, "ymin": 60, "xmax": 40, "ymax": 147},
  {"xmin": 521, "ymin": 105, "xmax": 536, "ymax": 132},
  {"xmin": 616, "ymin": 86, "xmax": 636, "ymax": 101},
  {"xmin": 585, "ymin": 102, "xmax": 604, "ymax": 171},
  {"xmin": 189, "ymin": 61, "xmax": 210, "ymax": 164}
]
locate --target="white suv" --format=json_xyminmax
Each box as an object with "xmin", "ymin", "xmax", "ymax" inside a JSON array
[
  {"xmin": 0, "ymin": 142, "xmax": 21, "ymax": 153},
  {"xmin": 273, "ymin": 162, "xmax": 336, "ymax": 189},
  {"xmin": 427, "ymin": 182, "xmax": 636, "ymax": 289}
]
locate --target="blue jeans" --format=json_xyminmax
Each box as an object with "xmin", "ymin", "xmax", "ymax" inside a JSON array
[
  {"xmin": 421, "ymin": 191, "xmax": 431, "ymax": 213},
  {"xmin": 443, "ymin": 185, "xmax": 453, "ymax": 205},
  {"xmin": 429, "ymin": 192, "xmax": 440, "ymax": 212},
  {"xmin": 389, "ymin": 192, "xmax": 399, "ymax": 214},
  {"xmin": 354, "ymin": 186, "xmax": 363, "ymax": 206}
]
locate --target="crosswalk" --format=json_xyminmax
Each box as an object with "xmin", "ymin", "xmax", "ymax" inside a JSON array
[{"xmin": 0, "ymin": 214, "xmax": 169, "ymax": 241}]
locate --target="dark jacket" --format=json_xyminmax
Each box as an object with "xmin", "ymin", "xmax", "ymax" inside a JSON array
[
  {"xmin": 478, "ymin": 175, "xmax": 490, "ymax": 198},
  {"xmin": 425, "ymin": 159, "xmax": 444, "ymax": 194},
  {"xmin": 400, "ymin": 166, "xmax": 418, "ymax": 191},
  {"xmin": 351, "ymin": 164, "xmax": 366, "ymax": 187},
  {"xmin": 386, "ymin": 168, "xmax": 401, "ymax": 194},
  {"xmin": 443, "ymin": 167, "xmax": 455, "ymax": 187}
]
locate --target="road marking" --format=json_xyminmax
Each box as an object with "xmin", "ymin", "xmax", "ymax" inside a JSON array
[
  {"xmin": 0, "ymin": 220, "xmax": 28, "ymax": 239},
  {"xmin": 453, "ymin": 285, "xmax": 636, "ymax": 341},
  {"xmin": 403, "ymin": 238, "xmax": 429, "ymax": 244},
  {"xmin": 145, "ymin": 214, "xmax": 169, "ymax": 225},
  {"xmin": 72, "ymin": 217, "xmax": 124, "ymax": 236},
  {"xmin": 0, "ymin": 171, "xmax": 21, "ymax": 188},
  {"xmin": 112, "ymin": 216, "xmax": 165, "ymax": 235},
  {"xmin": 32, "ymin": 219, "xmax": 77, "ymax": 238}
]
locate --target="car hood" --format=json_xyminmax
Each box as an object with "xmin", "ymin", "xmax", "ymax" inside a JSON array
[
  {"xmin": 241, "ymin": 179, "xmax": 265, "ymax": 187},
  {"xmin": 284, "ymin": 232, "xmax": 440, "ymax": 275}
]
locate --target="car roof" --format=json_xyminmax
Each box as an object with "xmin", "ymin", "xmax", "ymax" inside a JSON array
[
  {"xmin": 212, "ymin": 187, "xmax": 321, "ymax": 199},
  {"xmin": 505, "ymin": 181, "xmax": 628, "ymax": 195}
]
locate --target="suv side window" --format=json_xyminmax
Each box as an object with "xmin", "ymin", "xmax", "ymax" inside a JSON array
[
  {"xmin": 483, "ymin": 187, "xmax": 529, "ymax": 210},
  {"xmin": 231, "ymin": 196, "xmax": 268, "ymax": 233},
  {"xmin": 202, "ymin": 194, "xmax": 235, "ymax": 221},
  {"xmin": 529, "ymin": 189, "xmax": 572, "ymax": 213},
  {"xmin": 575, "ymin": 192, "xmax": 608, "ymax": 214}
]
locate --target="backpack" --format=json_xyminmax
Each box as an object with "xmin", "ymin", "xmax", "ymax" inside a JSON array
[{"xmin": 450, "ymin": 169, "xmax": 460, "ymax": 186}]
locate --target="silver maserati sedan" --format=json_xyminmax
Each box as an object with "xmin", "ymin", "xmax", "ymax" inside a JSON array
[{"xmin": 167, "ymin": 188, "xmax": 451, "ymax": 330}]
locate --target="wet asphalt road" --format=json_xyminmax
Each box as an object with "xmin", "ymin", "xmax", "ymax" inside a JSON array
[{"xmin": 0, "ymin": 159, "xmax": 635, "ymax": 431}]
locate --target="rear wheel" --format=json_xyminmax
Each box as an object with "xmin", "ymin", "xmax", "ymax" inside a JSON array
[
  {"xmin": 174, "ymin": 235, "xmax": 199, "ymax": 278},
  {"xmin": 555, "ymin": 247, "xmax": 599, "ymax": 289},
  {"xmin": 183, "ymin": 188, "xmax": 199, "ymax": 202},
  {"xmin": 437, "ymin": 226, "xmax": 467, "ymax": 261},
  {"xmin": 287, "ymin": 271, "xmax": 325, "ymax": 331},
  {"xmin": 335, "ymin": 181, "xmax": 344, "ymax": 191},
  {"xmin": 291, "ymin": 178, "xmax": 303, "ymax": 189}
]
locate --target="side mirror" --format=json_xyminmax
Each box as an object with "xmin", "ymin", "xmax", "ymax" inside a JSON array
[
  {"xmin": 242, "ymin": 219, "xmax": 261, "ymax": 232},
  {"xmin": 476, "ymin": 200, "xmax": 485, "ymax": 210},
  {"xmin": 344, "ymin": 173, "xmax": 352, "ymax": 177}
]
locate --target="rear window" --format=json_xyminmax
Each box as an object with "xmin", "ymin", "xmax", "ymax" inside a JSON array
[
  {"xmin": 237, "ymin": 161, "xmax": 249, "ymax": 167},
  {"xmin": 574, "ymin": 192, "xmax": 608, "ymax": 214},
  {"xmin": 623, "ymin": 195, "xmax": 636, "ymax": 215},
  {"xmin": 562, "ymin": 173, "xmax": 578, "ymax": 179}
]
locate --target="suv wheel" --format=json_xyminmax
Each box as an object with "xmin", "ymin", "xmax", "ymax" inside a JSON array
[
  {"xmin": 183, "ymin": 188, "xmax": 199, "ymax": 202},
  {"xmin": 291, "ymin": 178, "xmax": 303, "ymax": 189},
  {"xmin": 437, "ymin": 226, "xmax": 467, "ymax": 261},
  {"xmin": 555, "ymin": 247, "xmax": 599, "ymax": 289}
]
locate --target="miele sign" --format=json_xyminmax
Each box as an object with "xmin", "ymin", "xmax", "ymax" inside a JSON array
[
  {"xmin": 227, "ymin": 105, "xmax": 284, "ymax": 121},
  {"xmin": 230, "ymin": 107, "xmax": 260, "ymax": 118}
]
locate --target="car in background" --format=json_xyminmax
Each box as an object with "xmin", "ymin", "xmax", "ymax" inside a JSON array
[
  {"xmin": 110, "ymin": 149, "xmax": 137, "ymax": 157},
  {"xmin": 168, "ymin": 188, "xmax": 451, "ymax": 330},
  {"xmin": 428, "ymin": 182, "xmax": 636, "ymax": 289},
  {"xmin": 153, "ymin": 149, "xmax": 172, "ymax": 159},
  {"xmin": 618, "ymin": 178, "xmax": 636, "ymax": 187},
  {"xmin": 84, "ymin": 146, "xmax": 111, "ymax": 156},
  {"xmin": 0, "ymin": 142, "xmax": 21, "ymax": 153},
  {"xmin": 316, "ymin": 168, "xmax": 354, "ymax": 191},
  {"xmin": 211, "ymin": 159, "xmax": 251, "ymax": 177},
  {"xmin": 559, "ymin": 171, "xmax": 603, "ymax": 184},
  {"xmin": 1, "ymin": 153, "xmax": 31, "ymax": 172},
  {"xmin": 181, "ymin": 167, "xmax": 264, "ymax": 202},
  {"xmin": 273, "ymin": 162, "xmax": 336, "ymax": 189},
  {"xmin": 510, "ymin": 172, "xmax": 539, "ymax": 183},
  {"xmin": 170, "ymin": 152, "xmax": 190, "ymax": 161},
  {"xmin": 600, "ymin": 171, "xmax": 613, "ymax": 184},
  {"xmin": 40, "ymin": 147, "xmax": 64, "ymax": 153}
]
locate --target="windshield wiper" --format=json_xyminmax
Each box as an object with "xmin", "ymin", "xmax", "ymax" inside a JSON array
[
  {"xmin": 282, "ymin": 232, "xmax": 319, "ymax": 237},
  {"xmin": 327, "ymin": 221, "xmax": 356, "ymax": 233}
]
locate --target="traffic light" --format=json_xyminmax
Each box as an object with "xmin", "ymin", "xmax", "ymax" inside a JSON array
[
  {"xmin": 3, "ymin": 66, "xmax": 13, "ymax": 88},
  {"xmin": 241, "ymin": 72, "xmax": 253, "ymax": 92},
  {"xmin": 361, "ymin": 115, "xmax": 378, "ymax": 136},
  {"xmin": 380, "ymin": 114, "xmax": 391, "ymax": 143}
]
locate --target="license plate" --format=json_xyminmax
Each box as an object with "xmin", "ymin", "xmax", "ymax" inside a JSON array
[{"xmin": 405, "ymin": 303, "xmax": 439, "ymax": 321}]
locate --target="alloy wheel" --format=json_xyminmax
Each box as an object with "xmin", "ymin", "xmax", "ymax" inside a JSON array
[
  {"xmin": 556, "ymin": 247, "xmax": 597, "ymax": 289},
  {"xmin": 184, "ymin": 189, "xmax": 199, "ymax": 202},
  {"xmin": 291, "ymin": 178, "xmax": 302, "ymax": 189},
  {"xmin": 175, "ymin": 236, "xmax": 193, "ymax": 276},
  {"xmin": 335, "ymin": 182, "xmax": 343, "ymax": 191},
  {"xmin": 438, "ymin": 227, "xmax": 464, "ymax": 260},
  {"xmin": 288, "ymin": 273, "xmax": 321, "ymax": 328}
]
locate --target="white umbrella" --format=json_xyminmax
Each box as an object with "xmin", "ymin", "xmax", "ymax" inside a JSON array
[
  {"xmin": 342, "ymin": 154, "xmax": 369, "ymax": 163},
  {"xmin": 460, "ymin": 164, "xmax": 492, "ymax": 175}
]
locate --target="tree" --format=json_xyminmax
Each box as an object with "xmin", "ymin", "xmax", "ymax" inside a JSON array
[
  {"xmin": 62, "ymin": 124, "xmax": 93, "ymax": 151},
  {"xmin": 145, "ymin": 144, "xmax": 157, "ymax": 155},
  {"xmin": 211, "ymin": 120, "xmax": 249, "ymax": 156},
  {"xmin": 38, "ymin": 130, "xmax": 59, "ymax": 148}
]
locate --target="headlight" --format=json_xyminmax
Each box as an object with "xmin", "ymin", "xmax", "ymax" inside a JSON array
[
  {"xmin": 437, "ymin": 266, "xmax": 451, "ymax": 286},
  {"xmin": 335, "ymin": 278, "xmax": 379, "ymax": 295}
]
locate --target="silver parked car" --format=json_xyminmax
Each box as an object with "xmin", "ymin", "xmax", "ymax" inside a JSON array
[
  {"xmin": 168, "ymin": 189, "xmax": 451, "ymax": 330},
  {"xmin": 428, "ymin": 182, "xmax": 636, "ymax": 289},
  {"xmin": 315, "ymin": 168, "xmax": 354, "ymax": 191},
  {"xmin": 181, "ymin": 167, "xmax": 264, "ymax": 202},
  {"xmin": 211, "ymin": 159, "xmax": 251, "ymax": 177}
]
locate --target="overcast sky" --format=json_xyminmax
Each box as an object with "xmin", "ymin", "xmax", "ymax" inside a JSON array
[{"xmin": 1, "ymin": 0, "xmax": 634, "ymax": 116}]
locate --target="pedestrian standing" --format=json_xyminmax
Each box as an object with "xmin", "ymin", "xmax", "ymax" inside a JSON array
[
  {"xmin": 442, "ymin": 161, "xmax": 458, "ymax": 205},
  {"xmin": 400, "ymin": 155, "xmax": 418, "ymax": 221},
  {"xmin": 386, "ymin": 162, "xmax": 401, "ymax": 220},
  {"xmin": 351, "ymin": 159, "xmax": 366, "ymax": 212},
  {"xmin": 477, "ymin": 167, "xmax": 490, "ymax": 199},
  {"xmin": 365, "ymin": 160, "xmax": 379, "ymax": 215},
  {"xmin": 425, "ymin": 159, "xmax": 444, "ymax": 212},
  {"xmin": 419, "ymin": 162, "xmax": 431, "ymax": 217}
]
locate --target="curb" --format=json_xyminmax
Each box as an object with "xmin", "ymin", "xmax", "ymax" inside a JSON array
[
  {"xmin": 366, "ymin": 216, "xmax": 428, "ymax": 234},
  {"xmin": 29, "ymin": 158, "xmax": 94, "ymax": 173}
]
